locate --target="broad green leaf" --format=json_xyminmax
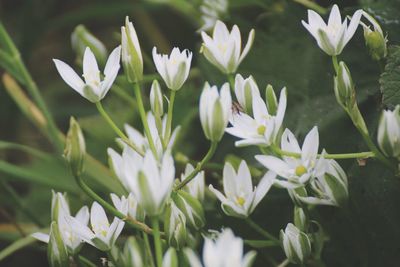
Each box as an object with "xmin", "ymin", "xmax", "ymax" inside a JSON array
[{"xmin": 380, "ymin": 46, "xmax": 400, "ymax": 107}]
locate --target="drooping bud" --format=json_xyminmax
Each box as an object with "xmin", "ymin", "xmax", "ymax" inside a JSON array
[
  {"xmin": 121, "ymin": 16, "xmax": 143, "ymax": 83},
  {"xmin": 265, "ymin": 84, "xmax": 278, "ymax": 116},
  {"xmin": 280, "ymin": 223, "xmax": 311, "ymax": 264},
  {"xmin": 360, "ymin": 11, "xmax": 387, "ymax": 61},
  {"xmin": 172, "ymin": 191, "xmax": 205, "ymax": 229},
  {"xmin": 150, "ymin": 80, "xmax": 164, "ymax": 117},
  {"xmin": 64, "ymin": 117, "xmax": 86, "ymax": 177},
  {"xmin": 47, "ymin": 222, "xmax": 69, "ymax": 267},
  {"xmin": 334, "ymin": 61, "xmax": 354, "ymax": 109},
  {"xmin": 377, "ymin": 105, "xmax": 400, "ymax": 159},
  {"xmin": 71, "ymin": 25, "xmax": 107, "ymax": 66},
  {"xmin": 164, "ymin": 202, "xmax": 188, "ymax": 249}
]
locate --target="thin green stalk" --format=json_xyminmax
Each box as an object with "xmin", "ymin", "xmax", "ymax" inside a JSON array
[
  {"xmin": 332, "ymin": 55, "xmax": 339, "ymax": 74},
  {"xmin": 175, "ymin": 141, "xmax": 218, "ymax": 190},
  {"xmin": 277, "ymin": 259, "xmax": 290, "ymax": 267},
  {"xmin": 270, "ymin": 144, "xmax": 375, "ymax": 159},
  {"xmin": 73, "ymin": 173, "xmax": 153, "ymax": 235},
  {"xmin": 151, "ymin": 217, "xmax": 163, "ymax": 267},
  {"xmin": 132, "ymin": 82, "xmax": 158, "ymax": 157},
  {"xmin": 227, "ymin": 73, "xmax": 235, "ymax": 89},
  {"xmin": 358, "ymin": 129, "xmax": 394, "ymax": 169},
  {"xmin": 245, "ymin": 218, "xmax": 280, "ymax": 244},
  {"xmin": 95, "ymin": 101, "xmax": 144, "ymax": 156},
  {"xmin": 163, "ymin": 90, "xmax": 176, "ymax": 146},
  {"xmin": 143, "ymin": 232, "xmax": 156, "ymax": 267}
]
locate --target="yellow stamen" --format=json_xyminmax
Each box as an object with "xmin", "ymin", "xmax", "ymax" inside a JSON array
[
  {"xmin": 236, "ymin": 197, "xmax": 245, "ymax": 206},
  {"xmin": 295, "ymin": 165, "xmax": 307, "ymax": 176},
  {"xmin": 257, "ymin": 125, "xmax": 266, "ymax": 135}
]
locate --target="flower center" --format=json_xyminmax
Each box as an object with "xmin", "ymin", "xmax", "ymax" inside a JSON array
[
  {"xmin": 217, "ymin": 42, "xmax": 228, "ymax": 53},
  {"xmin": 295, "ymin": 165, "xmax": 307, "ymax": 176},
  {"xmin": 257, "ymin": 125, "xmax": 266, "ymax": 135},
  {"xmin": 236, "ymin": 197, "xmax": 245, "ymax": 206}
]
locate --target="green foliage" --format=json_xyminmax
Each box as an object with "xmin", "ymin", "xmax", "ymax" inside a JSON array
[{"xmin": 380, "ymin": 46, "xmax": 400, "ymax": 107}]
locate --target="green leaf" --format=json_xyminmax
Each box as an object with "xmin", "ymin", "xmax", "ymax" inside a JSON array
[
  {"xmin": 0, "ymin": 235, "xmax": 37, "ymax": 262},
  {"xmin": 380, "ymin": 45, "xmax": 400, "ymax": 107}
]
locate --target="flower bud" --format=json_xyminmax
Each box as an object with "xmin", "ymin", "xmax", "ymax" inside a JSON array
[
  {"xmin": 334, "ymin": 61, "xmax": 354, "ymax": 109},
  {"xmin": 361, "ymin": 11, "xmax": 387, "ymax": 61},
  {"xmin": 180, "ymin": 164, "xmax": 205, "ymax": 202},
  {"xmin": 265, "ymin": 84, "xmax": 278, "ymax": 116},
  {"xmin": 234, "ymin": 74, "xmax": 260, "ymax": 115},
  {"xmin": 164, "ymin": 202, "xmax": 188, "ymax": 249},
  {"xmin": 377, "ymin": 105, "xmax": 400, "ymax": 159},
  {"xmin": 199, "ymin": 82, "xmax": 231, "ymax": 142},
  {"xmin": 150, "ymin": 80, "xmax": 164, "ymax": 117},
  {"xmin": 64, "ymin": 117, "xmax": 86, "ymax": 177},
  {"xmin": 47, "ymin": 222, "xmax": 69, "ymax": 267},
  {"xmin": 71, "ymin": 25, "xmax": 107, "ymax": 66},
  {"xmin": 121, "ymin": 17, "xmax": 143, "ymax": 83},
  {"xmin": 280, "ymin": 223, "xmax": 311, "ymax": 264},
  {"xmin": 162, "ymin": 248, "xmax": 178, "ymax": 267},
  {"xmin": 122, "ymin": 237, "xmax": 144, "ymax": 267},
  {"xmin": 172, "ymin": 191, "xmax": 205, "ymax": 229},
  {"xmin": 294, "ymin": 206, "xmax": 309, "ymax": 232},
  {"xmin": 51, "ymin": 191, "xmax": 68, "ymax": 222}
]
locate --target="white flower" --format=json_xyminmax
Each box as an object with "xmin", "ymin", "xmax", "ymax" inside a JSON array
[
  {"xmin": 66, "ymin": 201, "xmax": 126, "ymax": 251},
  {"xmin": 256, "ymin": 127, "xmax": 324, "ymax": 188},
  {"xmin": 53, "ymin": 46, "xmax": 121, "ymax": 102},
  {"xmin": 162, "ymin": 248, "xmax": 178, "ymax": 267},
  {"xmin": 301, "ymin": 4, "xmax": 362, "ymax": 55},
  {"xmin": 184, "ymin": 228, "xmax": 256, "ymax": 267},
  {"xmin": 180, "ymin": 163, "xmax": 205, "ymax": 202},
  {"xmin": 298, "ymin": 158, "xmax": 348, "ymax": 207},
  {"xmin": 120, "ymin": 113, "xmax": 180, "ymax": 159},
  {"xmin": 111, "ymin": 193, "xmax": 145, "ymax": 222},
  {"xmin": 121, "ymin": 16, "xmax": 143, "ymax": 82},
  {"xmin": 280, "ymin": 223, "xmax": 311, "ymax": 264},
  {"xmin": 378, "ymin": 106, "xmax": 400, "ymax": 159},
  {"xmin": 209, "ymin": 161, "xmax": 274, "ymax": 218},
  {"xmin": 108, "ymin": 149, "xmax": 175, "ymax": 216},
  {"xmin": 201, "ymin": 20, "xmax": 255, "ymax": 74},
  {"xmin": 152, "ymin": 47, "xmax": 192, "ymax": 90},
  {"xmin": 164, "ymin": 202, "xmax": 187, "ymax": 249},
  {"xmin": 199, "ymin": 82, "xmax": 232, "ymax": 142},
  {"xmin": 226, "ymin": 88, "xmax": 287, "ymax": 147},
  {"xmin": 234, "ymin": 74, "xmax": 260, "ymax": 115},
  {"xmin": 32, "ymin": 192, "xmax": 89, "ymax": 255}
]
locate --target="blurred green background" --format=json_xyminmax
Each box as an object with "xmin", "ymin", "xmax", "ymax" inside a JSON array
[{"xmin": 1, "ymin": 0, "xmax": 400, "ymax": 266}]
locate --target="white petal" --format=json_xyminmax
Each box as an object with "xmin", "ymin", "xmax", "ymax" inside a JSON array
[{"xmin": 53, "ymin": 59, "xmax": 85, "ymax": 95}]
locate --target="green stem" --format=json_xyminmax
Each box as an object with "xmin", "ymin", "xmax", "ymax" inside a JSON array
[
  {"xmin": 227, "ymin": 73, "xmax": 235, "ymax": 89},
  {"xmin": 73, "ymin": 173, "xmax": 153, "ymax": 235},
  {"xmin": 245, "ymin": 217, "xmax": 280, "ymax": 244},
  {"xmin": 175, "ymin": 141, "xmax": 218, "ymax": 191},
  {"xmin": 95, "ymin": 101, "xmax": 144, "ymax": 156},
  {"xmin": 332, "ymin": 56, "xmax": 339, "ymax": 74},
  {"xmin": 163, "ymin": 90, "xmax": 176, "ymax": 147},
  {"xmin": 143, "ymin": 232, "xmax": 156, "ymax": 267},
  {"xmin": 151, "ymin": 217, "xmax": 163, "ymax": 267},
  {"xmin": 132, "ymin": 82, "xmax": 159, "ymax": 157},
  {"xmin": 270, "ymin": 144, "xmax": 375, "ymax": 159}
]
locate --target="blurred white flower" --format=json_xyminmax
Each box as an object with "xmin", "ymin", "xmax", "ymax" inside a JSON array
[
  {"xmin": 184, "ymin": 228, "xmax": 256, "ymax": 267},
  {"xmin": 256, "ymin": 127, "xmax": 325, "ymax": 188},
  {"xmin": 121, "ymin": 16, "xmax": 143, "ymax": 82},
  {"xmin": 209, "ymin": 161, "xmax": 274, "ymax": 218},
  {"xmin": 302, "ymin": 4, "xmax": 362, "ymax": 55},
  {"xmin": 198, "ymin": 0, "xmax": 228, "ymax": 32},
  {"xmin": 152, "ymin": 47, "xmax": 192, "ymax": 90},
  {"xmin": 53, "ymin": 46, "xmax": 121, "ymax": 102},
  {"xmin": 111, "ymin": 193, "xmax": 145, "ymax": 222},
  {"xmin": 226, "ymin": 88, "xmax": 286, "ymax": 147},
  {"xmin": 201, "ymin": 20, "xmax": 255, "ymax": 74}
]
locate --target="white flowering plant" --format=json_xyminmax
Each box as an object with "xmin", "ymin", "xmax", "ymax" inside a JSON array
[{"xmin": 1, "ymin": 1, "xmax": 400, "ymax": 266}]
